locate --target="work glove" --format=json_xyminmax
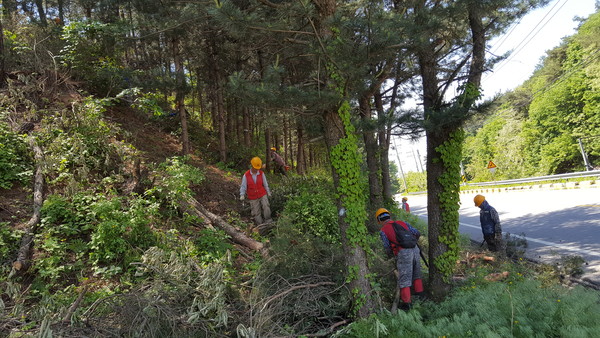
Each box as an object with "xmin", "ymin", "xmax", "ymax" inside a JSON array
[
  {"xmin": 267, "ymin": 192, "xmax": 272, "ymax": 198},
  {"xmin": 240, "ymin": 195, "xmax": 245, "ymax": 201}
]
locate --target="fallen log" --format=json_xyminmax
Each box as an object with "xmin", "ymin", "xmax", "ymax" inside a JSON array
[
  {"xmin": 12, "ymin": 137, "xmax": 44, "ymax": 272},
  {"xmin": 183, "ymin": 197, "xmax": 265, "ymax": 253}
]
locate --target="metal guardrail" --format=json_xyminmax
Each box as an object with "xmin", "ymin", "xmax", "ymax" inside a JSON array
[{"xmin": 466, "ymin": 170, "xmax": 600, "ymax": 187}]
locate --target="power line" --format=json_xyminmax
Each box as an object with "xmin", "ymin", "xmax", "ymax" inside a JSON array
[
  {"xmin": 490, "ymin": 48, "xmax": 600, "ymax": 120},
  {"xmin": 489, "ymin": 17, "xmax": 523, "ymax": 55},
  {"xmin": 530, "ymin": 48, "xmax": 600, "ymax": 99},
  {"xmin": 506, "ymin": 0, "xmax": 569, "ymax": 67},
  {"xmin": 483, "ymin": 0, "xmax": 569, "ymax": 83}
]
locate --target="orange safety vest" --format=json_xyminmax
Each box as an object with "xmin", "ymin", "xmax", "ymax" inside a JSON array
[{"xmin": 245, "ymin": 170, "xmax": 267, "ymax": 200}]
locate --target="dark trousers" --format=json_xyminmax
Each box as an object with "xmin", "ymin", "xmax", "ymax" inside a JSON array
[{"xmin": 484, "ymin": 234, "xmax": 500, "ymax": 252}]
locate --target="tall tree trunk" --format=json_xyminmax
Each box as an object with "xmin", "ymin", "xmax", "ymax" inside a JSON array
[
  {"xmin": 173, "ymin": 37, "xmax": 190, "ymax": 155},
  {"xmin": 57, "ymin": 0, "xmax": 65, "ymax": 25},
  {"xmin": 323, "ymin": 107, "xmax": 376, "ymax": 318},
  {"xmin": 287, "ymin": 117, "xmax": 294, "ymax": 169},
  {"xmin": 283, "ymin": 116, "xmax": 289, "ymax": 166},
  {"xmin": 236, "ymin": 102, "xmax": 243, "ymax": 146},
  {"xmin": 2, "ymin": 0, "xmax": 18, "ymax": 17},
  {"xmin": 296, "ymin": 124, "xmax": 305, "ymax": 175},
  {"xmin": 375, "ymin": 92, "xmax": 392, "ymax": 202},
  {"xmin": 217, "ymin": 86, "xmax": 227, "ymax": 162},
  {"xmin": 421, "ymin": 2, "xmax": 487, "ymax": 302},
  {"xmin": 243, "ymin": 106, "xmax": 251, "ymax": 146},
  {"xmin": 209, "ymin": 38, "xmax": 227, "ymax": 162},
  {"xmin": 273, "ymin": 133, "xmax": 280, "ymax": 153},
  {"xmin": 34, "ymin": 0, "xmax": 47, "ymax": 26},
  {"xmin": 311, "ymin": 0, "xmax": 375, "ymax": 318},
  {"xmin": 264, "ymin": 128, "xmax": 271, "ymax": 171},
  {"xmin": 0, "ymin": 16, "xmax": 5, "ymax": 88},
  {"xmin": 419, "ymin": 43, "xmax": 453, "ymax": 300},
  {"xmin": 359, "ymin": 95, "xmax": 383, "ymax": 230}
]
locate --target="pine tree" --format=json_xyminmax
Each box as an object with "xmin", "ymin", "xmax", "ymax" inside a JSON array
[{"xmin": 397, "ymin": 0, "xmax": 549, "ymax": 300}]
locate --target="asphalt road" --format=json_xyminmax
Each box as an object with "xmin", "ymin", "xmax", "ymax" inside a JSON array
[{"xmin": 403, "ymin": 187, "xmax": 600, "ymax": 283}]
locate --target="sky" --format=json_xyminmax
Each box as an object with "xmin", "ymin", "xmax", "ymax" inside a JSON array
[{"xmin": 392, "ymin": 0, "xmax": 599, "ymax": 175}]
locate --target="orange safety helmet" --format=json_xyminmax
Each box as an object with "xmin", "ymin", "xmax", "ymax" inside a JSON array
[
  {"xmin": 474, "ymin": 194, "xmax": 485, "ymax": 207},
  {"xmin": 402, "ymin": 197, "xmax": 408, "ymax": 202},
  {"xmin": 270, "ymin": 147, "xmax": 277, "ymax": 151},
  {"xmin": 375, "ymin": 208, "xmax": 391, "ymax": 222},
  {"xmin": 251, "ymin": 157, "xmax": 262, "ymax": 169}
]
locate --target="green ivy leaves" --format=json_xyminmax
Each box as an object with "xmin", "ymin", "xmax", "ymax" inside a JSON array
[
  {"xmin": 434, "ymin": 129, "xmax": 465, "ymax": 281},
  {"xmin": 330, "ymin": 101, "xmax": 369, "ymax": 249}
]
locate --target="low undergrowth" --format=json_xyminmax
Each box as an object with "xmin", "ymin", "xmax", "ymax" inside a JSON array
[{"xmin": 334, "ymin": 277, "xmax": 600, "ymax": 337}]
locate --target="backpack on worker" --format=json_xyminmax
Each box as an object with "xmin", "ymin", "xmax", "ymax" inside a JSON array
[{"xmin": 391, "ymin": 221, "xmax": 418, "ymax": 249}]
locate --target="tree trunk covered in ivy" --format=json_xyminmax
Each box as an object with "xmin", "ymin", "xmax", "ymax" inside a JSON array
[
  {"xmin": 323, "ymin": 105, "xmax": 376, "ymax": 318},
  {"xmin": 312, "ymin": 0, "xmax": 376, "ymax": 317},
  {"xmin": 417, "ymin": 1, "xmax": 506, "ymax": 300}
]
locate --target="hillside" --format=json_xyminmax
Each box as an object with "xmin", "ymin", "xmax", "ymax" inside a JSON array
[
  {"xmin": 2, "ymin": 1, "xmax": 600, "ymax": 336},
  {"xmin": 463, "ymin": 10, "xmax": 600, "ymax": 181},
  {"xmin": 103, "ymin": 106, "xmax": 244, "ymax": 217}
]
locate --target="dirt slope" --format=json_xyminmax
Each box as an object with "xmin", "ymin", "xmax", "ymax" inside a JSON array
[{"xmin": 104, "ymin": 106, "xmax": 245, "ymax": 218}]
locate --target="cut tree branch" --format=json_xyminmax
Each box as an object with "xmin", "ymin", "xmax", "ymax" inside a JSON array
[
  {"xmin": 12, "ymin": 136, "xmax": 44, "ymax": 273},
  {"xmin": 182, "ymin": 196, "xmax": 265, "ymax": 253}
]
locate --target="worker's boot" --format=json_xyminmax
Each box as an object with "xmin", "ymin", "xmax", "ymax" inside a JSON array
[
  {"xmin": 413, "ymin": 292, "xmax": 426, "ymax": 301},
  {"xmin": 399, "ymin": 302, "xmax": 412, "ymax": 312}
]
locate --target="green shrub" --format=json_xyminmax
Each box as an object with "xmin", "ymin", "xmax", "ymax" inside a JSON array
[
  {"xmin": 334, "ymin": 279, "xmax": 600, "ymax": 337},
  {"xmin": 404, "ymin": 171, "xmax": 427, "ymax": 193},
  {"xmin": 275, "ymin": 176, "xmax": 339, "ymax": 243},
  {"xmin": 36, "ymin": 192, "xmax": 159, "ymax": 282},
  {"xmin": 42, "ymin": 97, "xmax": 130, "ymax": 188},
  {"xmin": 0, "ymin": 222, "xmax": 23, "ymax": 263},
  {"xmin": 0, "ymin": 120, "xmax": 32, "ymax": 189},
  {"xmin": 193, "ymin": 229, "xmax": 233, "ymax": 264},
  {"xmin": 149, "ymin": 156, "xmax": 205, "ymax": 209},
  {"xmin": 60, "ymin": 21, "xmax": 131, "ymax": 96},
  {"xmin": 281, "ymin": 191, "xmax": 339, "ymax": 243}
]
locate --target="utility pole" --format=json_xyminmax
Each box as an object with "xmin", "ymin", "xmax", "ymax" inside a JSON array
[
  {"xmin": 392, "ymin": 136, "xmax": 408, "ymax": 192},
  {"xmin": 416, "ymin": 149, "xmax": 425, "ymax": 173},
  {"xmin": 578, "ymin": 138, "xmax": 594, "ymax": 171},
  {"xmin": 411, "ymin": 149, "xmax": 421, "ymax": 173}
]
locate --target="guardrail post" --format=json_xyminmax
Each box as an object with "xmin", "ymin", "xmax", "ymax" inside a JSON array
[{"xmin": 578, "ymin": 138, "xmax": 593, "ymax": 171}]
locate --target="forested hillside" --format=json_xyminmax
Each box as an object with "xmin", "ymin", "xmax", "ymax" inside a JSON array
[
  {"xmin": 464, "ymin": 10, "xmax": 600, "ymax": 181},
  {"xmin": 1, "ymin": 1, "xmax": 600, "ymax": 337}
]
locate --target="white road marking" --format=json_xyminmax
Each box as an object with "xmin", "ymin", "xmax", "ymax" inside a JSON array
[
  {"xmin": 458, "ymin": 221, "xmax": 600, "ymax": 258},
  {"xmin": 414, "ymin": 213, "xmax": 600, "ymax": 258}
]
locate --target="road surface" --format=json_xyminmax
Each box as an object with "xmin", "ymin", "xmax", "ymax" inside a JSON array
[{"xmin": 403, "ymin": 187, "xmax": 600, "ymax": 284}]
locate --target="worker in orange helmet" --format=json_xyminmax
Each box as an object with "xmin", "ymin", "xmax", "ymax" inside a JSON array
[
  {"xmin": 401, "ymin": 197, "xmax": 410, "ymax": 213},
  {"xmin": 269, "ymin": 147, "xmax": 288, "ymax": 176},
  {"xmin": 376, "ymin": 208, "xmax": 424, "ymax": 312},
  {"xmin": 240, "ymin": 157, "xmax": 272, "ymax": 225},
  {"xmin": 474, "ymin": 194, "xmax": 504, "ymax": 253}
]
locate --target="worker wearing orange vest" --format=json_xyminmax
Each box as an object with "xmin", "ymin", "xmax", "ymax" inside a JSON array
[
  {"xmin": 240, "ymin": 157, "xmax": 272, "ymax": 225},
  {"xmin": 401, "ymin": 197, "xmax": 410, "ymax": 213},
  {"xmin": 376, "ymin": 208, "xmax": 424, "ymax": 311}
]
